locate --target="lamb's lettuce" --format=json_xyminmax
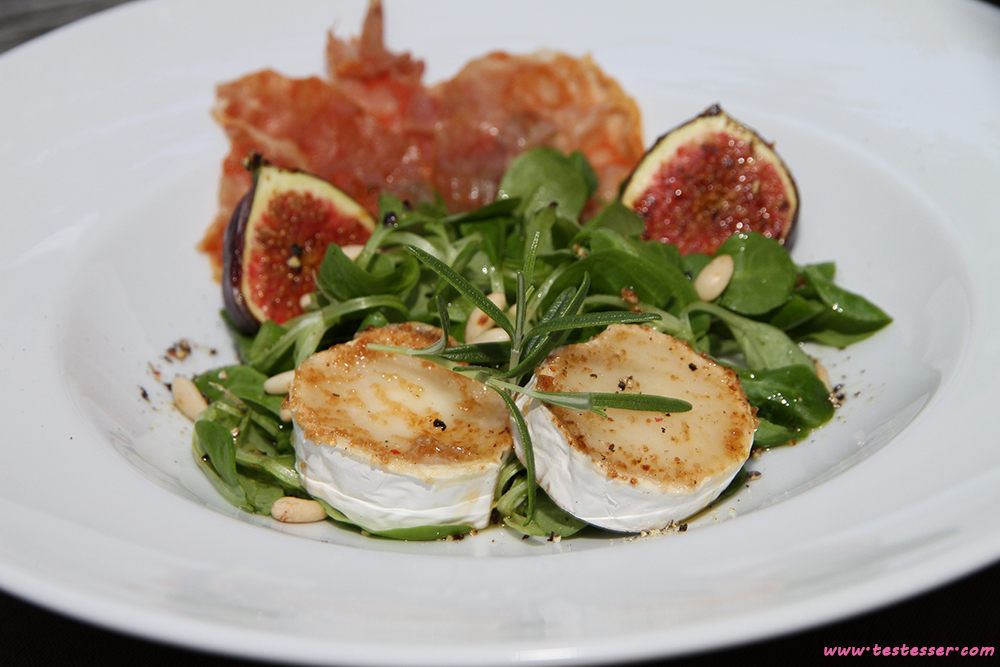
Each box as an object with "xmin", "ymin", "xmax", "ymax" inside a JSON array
[{"xmin": 190, "ymin": 146, "xmax": 892, "ymax": 540}]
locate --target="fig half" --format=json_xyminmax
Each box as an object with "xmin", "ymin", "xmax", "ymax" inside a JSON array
[
  {"xmin": 621, "ymin": 105, "xmax": 798, "ymax": 256},
  {"xmin": 223, "ymin": 154, "xmax": 375, "ymax": 334}
]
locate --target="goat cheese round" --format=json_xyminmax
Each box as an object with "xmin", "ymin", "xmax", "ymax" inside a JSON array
[
  {"xmin": 288, "ymin": 322, "xmax": 513, "ymax": 533},
  {"xmin": 514, "ymin": 324, "xmax": 757, "ymax": 532}
]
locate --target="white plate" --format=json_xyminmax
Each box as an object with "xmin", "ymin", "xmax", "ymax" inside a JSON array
[{"xmin": 1, "ymin": 0, "xmax": 999, "ymax": 664}]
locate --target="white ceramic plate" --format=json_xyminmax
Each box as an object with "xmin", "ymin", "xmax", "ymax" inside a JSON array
[{"xmin": 1, "ymin": 0, "xmax": 999, "ymax": 664}]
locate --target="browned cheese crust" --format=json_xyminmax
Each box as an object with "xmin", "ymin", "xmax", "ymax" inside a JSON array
[
  {"xmin": 289, "ymin": 322, "xmax": 512, "ymax": 472},
  {"xmin": 533, "ymin": 324, "xmax": 756, "ymax": 492}
]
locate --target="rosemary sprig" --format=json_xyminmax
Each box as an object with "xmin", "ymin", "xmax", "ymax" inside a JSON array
[
  {"xmin": 406, "ymin": 245, "xmax": 514, "ymax": 337},
  {"xmin": 367, "ymin": 240, "xmax": 692, "ymax": 524},
  {"xmin": 486, "ymin": 379, "xmax": 692, "ymax": 418}
]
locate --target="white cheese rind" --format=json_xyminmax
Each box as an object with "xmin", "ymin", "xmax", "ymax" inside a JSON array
[
  {"xmin": 287, "ymin": 322, "xmax": 512, "ymax": 533},
  {"xmin": 293, "ymin": 425, "xmax": 501, "ymax": 531},
  {"xmin": 514, "ymin": 392, "xmax": 742, "ymax": 532},
  {"xmin": 514, "ymin": 324, "xmax": 755, "ymax": 533}
]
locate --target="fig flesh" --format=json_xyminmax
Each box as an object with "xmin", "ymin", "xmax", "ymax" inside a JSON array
[
  {"xmin": 621, "ymin": 105, "xmax": 798, "ymax": 256},
  {"xmin": 223, "ymin": 155, "xmax": 375, "ymax": 334}
]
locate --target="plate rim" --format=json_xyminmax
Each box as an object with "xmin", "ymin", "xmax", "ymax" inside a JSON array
[{"xmin": 2, "ymin": 0, "xmax": 1000, "ymax": 664}]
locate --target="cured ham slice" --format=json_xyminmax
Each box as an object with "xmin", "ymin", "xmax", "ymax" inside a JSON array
[
  {"xmin": 201, "ymin": 0, "xmax": 645, "ymax": 276},
  {"xmin": 216, "ymin": 70, "xmax": 435, "ymax": 209},
  {"xmin": 325, "ymin": 0, "xmax": 437, "ymax": 136},
  {"xmin": 431, "ymin": 51, "xmax": 644, "ymax": 211}
]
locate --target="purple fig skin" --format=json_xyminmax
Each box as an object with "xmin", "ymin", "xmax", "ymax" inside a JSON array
[{"xmin": 222, "ymin": 188, "xmax": 261, "ymax": 335}]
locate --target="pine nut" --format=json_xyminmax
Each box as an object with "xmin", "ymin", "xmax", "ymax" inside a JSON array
[
  {"xmin": 469, "ymin": 327, "xmax": 511, "ymax": 344},
  {"xmin": 694, "ymin": 254, "xmax": 735, "ymax": 302},
  {"xmin": 280, "ymin": 406, "xmax": 293, "ymax": 422},
  {"xmin": 464, "ymin": 291, "xmax": 507, "ymax": 342},
  {"xmin": 815, "ymin": 361, "xmax": 834, "ymax": 393},
  {"xmin": 271, "ymin": 496, "xmax": 327, "ymax": 523},
  {"xmin": 172, "ymin": 375, "xmax": 207, "ymax": 421},
  {"xmin": 340, "ymin": 244, "xmax": 365, "ymax": 260},
  {"xmin": 263, "ymin": 369, "xmax": 295, "ymax": 395}
]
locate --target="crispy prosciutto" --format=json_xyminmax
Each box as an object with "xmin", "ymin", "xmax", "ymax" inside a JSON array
[
  {"xmin": 324, "ymin": 0, "xmax": 436, "ymax": 136},
  {"xmin": 200, "ymin": 0, "xmax": 644, "ymax": 275},
  {"xmin": 431, "ymin": 51, "xmax": 643, "ymax": 211}
]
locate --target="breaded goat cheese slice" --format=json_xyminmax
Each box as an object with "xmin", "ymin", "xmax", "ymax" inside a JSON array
[
  {"xmin": 288, "ymin": 322, "xmax": 513, "ymax": 532},
  {"xmin": 515, "ymin": 324, "xmax": 756, "ymax": 532}
]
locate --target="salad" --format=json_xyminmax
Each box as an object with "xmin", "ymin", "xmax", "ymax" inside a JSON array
[
  {"xmin": 175, "ymin": 144, "xmax": 891, "ymax": 541},
  {"xmin": 172, "ymin": 1, "xmax": 891, "ymax": 541}
]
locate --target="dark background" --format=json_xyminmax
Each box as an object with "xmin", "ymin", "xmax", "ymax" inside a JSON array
[{"xmin": 2, "ymin": 1, "xmax": 998, "ymax": 665}]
